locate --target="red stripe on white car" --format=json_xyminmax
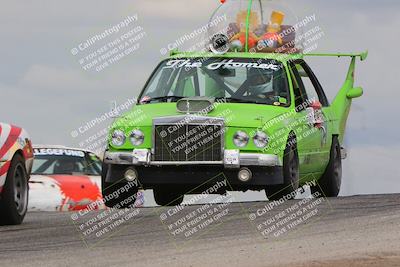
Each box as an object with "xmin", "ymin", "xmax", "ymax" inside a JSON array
[
  {"xmin": 0, "ymin": 126, "xmax": 22, "ymax": 159},
  {"xmin": 0, "ymin": 123, "xmax": 12, "ymax": 149},
  {"xmin": 0, "ymin": 123, "xmax": 33, "ymax": 192}
]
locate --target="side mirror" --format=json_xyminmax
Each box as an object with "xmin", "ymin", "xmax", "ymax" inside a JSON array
[
  {"xmin": 278, "ymin": 97, "xmax": 288, "ymax": 105},
  {"xmin": 347, "ymin": 87, "xmax": 363, "ymax": 99},
  {"xmin": 110, "ymin": 101, "xmax": 119, "ymax": 118}
]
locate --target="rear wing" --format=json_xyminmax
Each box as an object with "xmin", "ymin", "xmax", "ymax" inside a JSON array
[
  {"xmin": 303, "ymin": 51, "xmax": 368, "ymax": 141},
  {"xmin": 304, "ymin": 51, "xmax": 368, "ymax": 61},
  {"xmin": 303, "ymin": 50, "xmax": 368, "ymax": 81}
]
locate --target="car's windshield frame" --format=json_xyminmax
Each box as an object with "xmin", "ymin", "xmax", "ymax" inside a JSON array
[
  {"xmin": 137, "ymin": 57, "xmax": 291, "ymax": 107},
  {"xmin": 31, "ymin": 150, "xmax": 102, "ymax": 176}
]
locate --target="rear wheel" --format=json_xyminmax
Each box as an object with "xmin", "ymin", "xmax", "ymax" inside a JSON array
[
  {"xmin": 265, "ymin": 135, "xmax": 299, "ymax": 201},
  {"xmin": 153, "ymin": 187, "xmax": 184, "ymax": 206},
  {"xmin": 101, "ymin": 163, "xmax": 138, "ymax": 209},
  {"xmin": 0, "ymin": 154, "xmax": 29, "ymax": 225},
  {"xmin": 311, "ymin": 136, "xmax": 342, "ymax": 197}
]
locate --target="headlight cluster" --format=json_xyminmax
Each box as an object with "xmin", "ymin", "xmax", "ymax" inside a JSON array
[
  {"xmin": 111, "ymin": 130, "xmax": 126, "ymax": 147},
  {"xmin": 129, "ymin": 129, "xmax": 145, "ymax": 146},
  {"xmin": 111, "ymin": 129, "xmax": 144, "ymax": 147},
  {"xmin": 253, "ymin": 131, "xmax": 269, "ymax": 148},
  {"xmin": 233, "ymin": 130, "xmax": 249, "ymax": 148},
  {"xmin": 233, "ymin": 130, "xmax": 269, "ymax": 149}
]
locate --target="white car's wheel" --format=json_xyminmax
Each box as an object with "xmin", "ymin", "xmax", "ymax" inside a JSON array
[{"xmin": 0, "ymin": 154, "xmax": 29, "ymax": 225}]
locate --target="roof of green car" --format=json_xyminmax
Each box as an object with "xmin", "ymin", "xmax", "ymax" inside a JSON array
[{"xmin": 168, "ymin": 51, "xmax": 303, "ymax": 63}]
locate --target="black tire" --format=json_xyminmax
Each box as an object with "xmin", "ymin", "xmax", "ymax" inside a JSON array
[
  {"xmin": 0, "ymin": 154, "xmax": 29, "ymax": 225},
  {"xmin": 311, "ymin": 136, "xmax": 342, "ymax": 197},
  {"xmin": 153, "ymin": 187, "xmax": 184, "ymax": 206},
  {"xmin": 101, "ymin": 163, "xmax": 138, "ymax": 209},
  {"xmin": 265, "ymin": 135, "xmax": 299, "ymax": 201}
]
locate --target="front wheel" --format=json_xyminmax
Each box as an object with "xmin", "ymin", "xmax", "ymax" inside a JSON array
[
  {"xmin": 153, "ymin": 187, "xmax": 184, "ymax": 206},
  {"xmin": 311, "ymin": 136, "xmax": 342, "ymax": 197},
  {"xmin": 265, "ymin": 135, "xmax": 299, "ymax": 201},
  {"xmin": 0, "ymin": 154, "xmax": 29, "ymax": 225}
]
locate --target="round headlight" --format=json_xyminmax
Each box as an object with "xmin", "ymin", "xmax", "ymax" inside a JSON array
[
  {"xmin": 233, "ymin": 130, "xmax": 249, "ymax": 148},
  {"xmin": 253, "ymin": 131, "xmax": 269, "ymax": 148},
  {"xmin": 130, "ymin": 129, "xmax": 144, "ymax": 146},
  {"xmin": 111, "ymin": 130, "xmax": 126, "ymax": 147}
]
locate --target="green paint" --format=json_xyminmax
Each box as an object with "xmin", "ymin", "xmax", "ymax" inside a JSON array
[
  {"xmin": 245, "ymin": 0, "xmax": 253, "ymax": 52},
  {"xmin": 304, "ymin": 51, "xmax": 368, "ymax": 61},
  {"xmin": 107, "ymin": 50, "xmax": 367, "ymax": 183},
  {"xmin": 346, "ymin": 87, "xmax": 363, "ymax": 99}
]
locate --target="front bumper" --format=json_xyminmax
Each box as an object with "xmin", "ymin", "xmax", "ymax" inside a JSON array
[
  {"xmin": 103, "ymin": 149, "xmax": 283, "ymax": 189},
  {"xmin": 104, "ymin": 149, "xmax": 281, "ymax": 168}
]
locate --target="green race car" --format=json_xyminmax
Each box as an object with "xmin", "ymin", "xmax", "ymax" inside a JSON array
[{"xmin": 102, "ymin": 50, "xmax": 366, "ymax": 207}]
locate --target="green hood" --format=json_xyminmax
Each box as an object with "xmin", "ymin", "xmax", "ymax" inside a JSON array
[{"xmin": 114, "ymin": 102, "xmax": 289, "ymax": 129}]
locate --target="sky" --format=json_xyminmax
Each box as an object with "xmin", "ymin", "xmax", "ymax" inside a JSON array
[{"xmin": 0, "ymin": 0, "xmax": 399, "ymax": 197}]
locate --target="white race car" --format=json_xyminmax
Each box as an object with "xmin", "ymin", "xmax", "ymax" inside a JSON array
[
  {"xmin": 0, "ymin": 122, "xmax": 34, "ymax": 225},
  {"xmin": 29, "ymin": 146, "xmax": 105, "ymax": 211}
]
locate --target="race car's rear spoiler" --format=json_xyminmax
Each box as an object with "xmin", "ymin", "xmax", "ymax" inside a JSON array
[
  {"xmin": 303, "ymin": 50, "xmax": 368, "ymax": 61},
  {"xmin": 303, "ymin": 51, "xmax": 368, "ymax": 141}
]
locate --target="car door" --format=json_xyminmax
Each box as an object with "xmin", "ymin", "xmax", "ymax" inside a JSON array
[
  {"xmin": 290, "ymin": 60, "xmax": 331, "ymax": 174},
  {"xmin": 287, "ymin": 62, "xmax": 317, "ymax": 176}
]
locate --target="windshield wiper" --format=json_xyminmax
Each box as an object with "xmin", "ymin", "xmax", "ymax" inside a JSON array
[
  {"xmin": 142, "ymin": 96, "xmax": 185, "ymax": 103},
  {"xmin": 217, "ymin": 97, "xmax": 262, "ymax": 104}
]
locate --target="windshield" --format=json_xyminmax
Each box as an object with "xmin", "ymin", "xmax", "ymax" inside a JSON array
[
  {"xmin": 31, "ymin": 148, "xmax": 101, "ymax": 176},
  {"xmin": 139, "ymin": 58, "xmax": 289, "ymax": 105}
]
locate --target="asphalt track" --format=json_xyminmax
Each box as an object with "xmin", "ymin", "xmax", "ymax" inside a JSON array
[{"xmin": 0, "ymin": 194, "xmax": 399, "ymax": 267}]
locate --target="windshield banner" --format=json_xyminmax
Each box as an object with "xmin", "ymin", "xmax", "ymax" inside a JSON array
[
  {"xmin": 33, "ymin": 148, "xmax": 85, "ymax": 157},
  {"xmin": 164, "ymin": 59, "xmax": 280, "ymax": 71}
]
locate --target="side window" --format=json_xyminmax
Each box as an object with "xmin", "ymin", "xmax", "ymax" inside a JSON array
[
  {"xmin": 289, "ymin": 63, "xmax": 307, "ymax": 109},
  {"xmin": 86, "ymin": 153, "xmax": 102, "ymax": 176},
  {"xmin": 293, "ymin": 61, "xmax": 329, "ymax": 106},
  {"xmin": 273, "ymin": 68, "xmax": 290, "ymax": 103},
  {"xmin": 295, "ymin": 63, "xmax": 320, "ymax": 103}
]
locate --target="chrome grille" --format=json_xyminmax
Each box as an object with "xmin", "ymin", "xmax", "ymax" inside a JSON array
[{"xmin": 153, "ymin": 117, "xmax": 223, "ymax": 162}]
